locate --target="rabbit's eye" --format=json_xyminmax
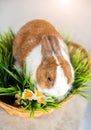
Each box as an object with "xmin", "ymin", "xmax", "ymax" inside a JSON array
[{"xmin": 47, "ymin": 77, "xmax": 52, "ymax": 82}]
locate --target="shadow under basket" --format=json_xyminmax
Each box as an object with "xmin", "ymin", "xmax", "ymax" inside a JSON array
[{"xmin": 0, "ymin": 42, "xmax": 91, "ymax": 118}]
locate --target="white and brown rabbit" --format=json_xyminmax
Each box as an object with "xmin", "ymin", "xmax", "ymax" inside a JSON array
[{"xmin": 13, "ymin": 19, "xmax": 74, "ymax": 98}]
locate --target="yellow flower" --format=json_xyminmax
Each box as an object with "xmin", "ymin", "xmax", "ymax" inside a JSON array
[
  {"xmin": 15, "ymin": 94, "xmax": 21, "ymax": 100},
  {"xmin": 21, "ymin": 89, "xmax": 46, "ymax": 103},
  {"xmin": 38, "ymin": 97, "xmax": 45, "ymax": 104},
  {"xmin": 25, "ymin": 91, "xmax": 33, "ymax": 98},
  {"xmin": 36, "ymin": 90, "xmax": 43, "ymax": 97},
  {"xmin": 22, "ymin": 89, "xmax": 34, "ymax": 100}
]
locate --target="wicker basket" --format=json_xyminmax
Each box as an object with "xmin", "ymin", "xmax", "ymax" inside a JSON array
[{"xmin": 0, "ymin": 43, "xmax": 91, "ymax": 118}]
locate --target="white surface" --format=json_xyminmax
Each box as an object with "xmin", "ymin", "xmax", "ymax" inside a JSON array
[
  {"xmin": 79, "ymin": 102, "xmax": 91, "ymax": 130},
  {"xmin": 0, "ymin": 0, "xmax": 91, "ymax": 130}
]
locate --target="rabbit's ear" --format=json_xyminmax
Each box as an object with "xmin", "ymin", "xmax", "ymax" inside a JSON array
[
  {"xmin": 41, "ymin": 35, "xmax": 52, "ymax": 60},
  {"xmin": 48, "ymin": 35, "xmax": 61, "ymax": 55}
]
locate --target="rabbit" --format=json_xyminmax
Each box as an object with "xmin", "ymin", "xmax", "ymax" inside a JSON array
[{"xmin": 13, "ymin": 19, "xmax": 74, "ymax": 98}]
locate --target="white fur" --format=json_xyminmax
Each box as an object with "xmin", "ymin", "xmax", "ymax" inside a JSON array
[
  {"xmin": 59, "ymin": 39, "xmax": 74, "ymax": 81},
  {"xmin": 61, "ymin": 49, "xmax": 74, "ymax": 79},
  {"xmin": 58, "ymin": 39, "xmax": 68, "ymax": 54},
  {"xmin": 37, "ymin": 52, "xmax": 70, "ymax": 98},
  {"xmin": 26, "ymin": 45, "xmax": 42, "ymax": 81},
  {"xmin": 25, "ymin": 40, "xmax": 74, "ymax": 98},
  {"xmin": 58, "ymin": 39, "xmax": 70, "ymax": 62},
  {"xmin": 37, "ymin": 65, "xmax": 70, "ymax": 98},
  {"xmin": 52, "ymin": 52, "xmax": 59, "ymax": 65}
]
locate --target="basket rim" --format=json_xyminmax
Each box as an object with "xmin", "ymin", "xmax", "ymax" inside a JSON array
[{"xmin": 0, "ymin": 94, "xmax": 74, "ymax": 118}]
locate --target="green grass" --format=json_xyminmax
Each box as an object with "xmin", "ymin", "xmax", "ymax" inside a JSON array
[
  {"xmin": 0, "ymin": 29, "xmax": 15, "ymax": 87},
  {"xmin": 0, "ymin": 30, "xmax": 91, "ymax": 117}
]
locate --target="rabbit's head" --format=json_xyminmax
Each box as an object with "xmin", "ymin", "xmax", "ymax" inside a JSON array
[{"xmin": 36, "ymin": 35, "xmax": 74, "ymax": 97}]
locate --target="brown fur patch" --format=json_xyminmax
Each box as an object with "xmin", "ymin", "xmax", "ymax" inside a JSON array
[
  {"xmin": 36, "ymin": 57, "xmax": 57, "ymax": 89},
  {"xmin": 41, "ymin": 35, "xmax": 53, "ymax": 60},
  {"xmin": 13, "ymin": 20, "xmax": 62, "ymax": 67},
  {"xmin": 36, "ymin": 35, "xmax": 57, "ymax": 89},
  {"xmin": 48, "ymin": 35, "xmax": 73, "ymax": 84},
  {"xmin": 48, "ymin": 35, "xmax": 61, "ymax": 55}
]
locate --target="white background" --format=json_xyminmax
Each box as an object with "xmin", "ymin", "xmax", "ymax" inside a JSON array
[
  {"xmin": 0, "ymin": 0, "xmax": 91, "ymax": 130},
  {"xmin": 0, "ymin": 0, "xmax": 91, "ymax": 54}
]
